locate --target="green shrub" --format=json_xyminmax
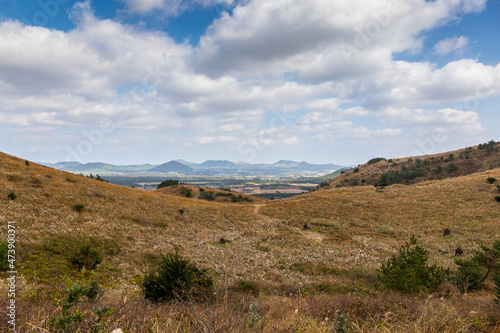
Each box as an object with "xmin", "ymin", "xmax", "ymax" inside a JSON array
[
  {"xmin": 178, "ymin": 208, "xmax": 184, "ymax": 214},
  {"xmin": 7, "ymin": 192, "xmax": 16, "ymax": 201},
  {"xmin": 69, "ymin": 245, "xmax": 103, "ymax": 270},
  {"xmin": 200, "ymin": 190, "xmax": 215, "ymax": 201},
  {"xmin": 445, "ymin": 163, "xmax": 458, "ymax": 173},
  {"xmin": 377, "ymin": 236, "xmax": 449, "ymax": 293},
  {"xmin": 237, "ymin": 280, "xmax": 259, "ymax": 294},
  {"xmin": 495, "ymin": 196, "xmax": 500, "ymax": 202},
  {"xmin": 73, "ymin": 204, "xmax": 85, "ymax": 213},
  {"xmin": 367, "ymin": 157, "xmax": 385, "ymax": 164},
  {"xmin": 142, "ymin": 252, "xmax": 213, "ymax": 303},
  {"xmin": 353, "ymin": 167, "xmax": 359, "ymax": 173},
  {"xmin": 179, "ymin": 187, "xmax": 192, "ymax": 198},
  {"xmin": 487, "ymin": 177, "xmax": 497, "ymax": 184},
  {"xmin": 454, "ymin": 258, "xmax": 485, "ymax": 293},
  {"xmin": 49, "ymin": 278, "xmax": 112, "ymax": 332},
  {"xmin": 157, "ymin": 179, "xmax": 179, "ymax": 189},
  {"xmin": 494, "ymin": 272, "xmax": 500, "ymax": 303},
  {"xmin": 0, "ymin": 241, "xmax": 8, "ymax": 271},
  {"xmin": 454, "ymin": 240, "xmax": 500, "ymax": 293}
]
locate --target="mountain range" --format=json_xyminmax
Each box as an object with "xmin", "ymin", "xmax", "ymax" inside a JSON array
[{"xmin": 40, "ymin": 159, "xmax": 344, "ymax": 176}]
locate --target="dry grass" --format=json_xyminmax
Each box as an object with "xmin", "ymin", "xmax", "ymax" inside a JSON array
[
  {"xmin": 321, "ymin": 143, "xmax": 500, "ymax": 189},
  {"xmin": 0, "ymin": 151, "xmax": 499, "ymax": 332}
]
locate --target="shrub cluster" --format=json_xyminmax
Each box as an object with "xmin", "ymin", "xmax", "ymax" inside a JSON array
[
  {"xmin": 157, "ymin": 179, "xmax": 179, "ymax": 189},
  {"xmin": 69, "ymin": 244, "xmax": 103, "ymax": 270},
  {"xmin": 377, "ymin": 236, "xmax": 449, "ymax": 293},
  {"xmin": 142, "ymin": 252, "xmax": 213, "ymax": 303},
  {"xmin": 454, "ymin": 240, "xmax": 500, "ymax": 293},
  {"xmin": 367, "ymin": 157, "xmax": 386, "ymax": 164}
]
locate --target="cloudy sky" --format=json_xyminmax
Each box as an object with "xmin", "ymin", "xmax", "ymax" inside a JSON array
[{"xmin": 0, "ymin": 0, "xmax": 499, "ymax": 165}]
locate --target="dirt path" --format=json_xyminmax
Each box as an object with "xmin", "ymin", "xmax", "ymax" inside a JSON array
[{"xmin": 253, "ymin": 203, "xmax": 267, "ymax": 216}]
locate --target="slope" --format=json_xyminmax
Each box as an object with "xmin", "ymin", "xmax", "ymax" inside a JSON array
[
  {"xmin": 1, "ymin": 151, "xmax": 499, "ymax": 332},
  {"xmin": 316, "ymin": 141, "xmax": 499, "ymax": 190}
]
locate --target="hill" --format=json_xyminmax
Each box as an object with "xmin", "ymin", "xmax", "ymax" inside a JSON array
[
  {"xmin": 156, "ymin": 184, "xmax": 267, "ymax": 203},
  {"xmin": 1, "ymin": 151, "xmax": 499, "ymax": 332},
  {"xmin": 315, "ymin": 141, "xmax": 500, "ymax": 190},
  {"xmin": 149, "ymin": 160, "xmax": 194, "ymax": 173}
]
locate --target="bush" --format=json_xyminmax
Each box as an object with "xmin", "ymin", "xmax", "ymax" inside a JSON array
[
  {"xmin": 487, "ymin": 177, "xmax": 497, "ymax": 184},
  {"xmin": 237, "ymin": 280, "xmax": 259, "ymax": 294},
  {"xmin": 494, "ymin": 272, "xmax": 500, "ymax": 303},
  {"xmin": 142, "ymin": 252, "xmax": 213, "ymax": 303},
  {"xmin": 445, "ymin": 163, "xmax": 458, "ymax": 173},
  {"xmin": 73, "ymin": 204, "xmax": 85, "ymax": 213},
  {"xmin": 0, "ymin": 241, "xmax": 8, "ymax": 271},
  {"xmin": 7, "ymin": 192, "xmax": 16, "ymax": 201},
  {"xmin": 367, "ymin": 157, "xmax": 385, "ymax": 164},
  {"xmin": 496, "ymin": 185, "xmax": 500, "ymax": 193},
  {"xmin": 454, "ymin": 240, "xmax": 500, "ymax": 293},
  {"xmin": 69, "ymin": 244, "xmax": 103, "ymax": 270},
  {"xmin": 179, "ymin": 187, "xmax": 192, "ymax": 198},
  {"xmin": 200, "ymin": 190, "xmax": 215, "ymax": 201},
  {"xmin": 495, "ymin": 196, "xmax": 500, "ymax": 202},
  {"xmin": 377, "ymin": 236, "xmax": 449, "ymax": 293},
  {"xmin": 454, "ymin": 258, "xmax": 485, "ymax": 293},
  {"xmin": 157, "ymin": 179, "xmax": 179, "ymax": 189},
  {"xmin": 49, "ymin": 279, "xmax": 111, "ymax": 332}
]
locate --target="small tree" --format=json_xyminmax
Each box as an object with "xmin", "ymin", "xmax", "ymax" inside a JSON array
[
  {"xmin": 142, "ymin": 252, "xmax": 213, "ymax": 303},
  {"xmin": 487, "ymin": 177, "xmax": 497, "ymax": 184},
  {"xmin": 7, "ymin": 192, "xmax": 16, "ymax": 201},
  {"xmin": 70, "ymin": 245, "xmax": 103, "ymax": 270},
  {"xmin": 454, "ymin": 240, "xmax": 500, "ymax": 293},
  {"xmin": 377, "ymin": 236, "xmax": 449, "ymax": 293}
]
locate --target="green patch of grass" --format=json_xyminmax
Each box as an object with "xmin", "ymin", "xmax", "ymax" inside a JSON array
[{"xmin": 19, "ymin": 235, "xmax": 121, "ymax": 283}]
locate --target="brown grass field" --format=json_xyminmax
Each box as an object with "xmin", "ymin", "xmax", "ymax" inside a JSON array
[
  {"xmin": 319, "ymin": 142, "xmax": 500, "ymax": 189},
  {"xmin": 0, "ymin": 149, "xmax": 499, "ymax": 332}
]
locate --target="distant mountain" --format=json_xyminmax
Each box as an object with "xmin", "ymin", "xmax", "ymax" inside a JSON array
[
  {"xmin": 41, "ymin": 159, "xmax": 345, "ymax": 176},
  {"xmin": 40, "ymin": 161, "xmax": 155, "ymax": 173},
  {"xmin": 198, "ymin": 160, "xmax": 238, "ymax": 169},
  {"xmin": 149, "ymin": 161, "xmax": 193, "ymax": 173}
]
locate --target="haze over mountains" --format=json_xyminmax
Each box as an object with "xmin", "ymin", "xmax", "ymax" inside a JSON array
[{"xmin": 40, "ymin": 159, "xmax": 345, "ymax": 176}]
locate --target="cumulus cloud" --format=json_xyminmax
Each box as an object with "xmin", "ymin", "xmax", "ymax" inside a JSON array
[
  {"xmin": 0, "ymin": 0, "xmax": 497, "ymax": 162},
  {"xmin": 434, "ymin": 36, "xmax": 469, "ymax": 55},
  {"xmin": 194, "ymin": 0, "xmax": 488, "ymax": 80}
]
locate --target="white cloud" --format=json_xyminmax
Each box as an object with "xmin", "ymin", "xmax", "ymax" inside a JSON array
[
  {"xmin": 194, "ymin": 0, "xmax": 488, "ymax": 80},
  {"xmin": 0, "ymin": 0, "xmax": 497, "ymax": 163},
  {"xmin": 434, "ymin": 36, "xmax": 469, "ymax": 55}
]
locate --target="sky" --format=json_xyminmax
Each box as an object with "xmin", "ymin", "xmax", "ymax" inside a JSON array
[{"xmin": 0, "ymin": 0, "xmax": 499, "ymax": 165}]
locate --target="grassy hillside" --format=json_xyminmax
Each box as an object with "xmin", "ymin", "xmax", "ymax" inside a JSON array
[
  {"xmin": 156, "ymin": 183, "xmax": 267, "ymax": 203},
  {"xmin": 316, "ymin": 141, "xmax": 499, "ymax": 190},
  {"xmin": 1, "ymin": 151, "xmax": 499, "ymax": 332}
]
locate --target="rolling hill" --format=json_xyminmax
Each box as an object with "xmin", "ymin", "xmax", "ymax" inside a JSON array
[
  {"xmin": 1, "ymin": 149, "xmax": 499, "ymax": 332},
  {"xmin": 149, "ymin": 160, "xmax": 194, "ymax": 173},
  {"xmin": 315, "ymin": 141, "xmax": 500, "ymax": 190}
]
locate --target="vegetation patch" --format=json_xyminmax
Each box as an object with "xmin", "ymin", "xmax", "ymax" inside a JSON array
[
  {"xmin": 142, "ymin": 252, "xmax": 213, "ymax": 303},
  {"xmin": 19, "ymin": 235, "xmax": 121, "ymax": 283},
  {"xmin": 157, "ymin": 179, "xmax": 179, "ymax": 189},
  {"xmin": 377, "ymin": 236, "xmax": 449, "ymax": 293}
]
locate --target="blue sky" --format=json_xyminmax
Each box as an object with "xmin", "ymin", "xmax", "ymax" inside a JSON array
[{"xmin": 0, "ymin": 0, "xmax": 499, "ymax": 165}]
